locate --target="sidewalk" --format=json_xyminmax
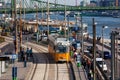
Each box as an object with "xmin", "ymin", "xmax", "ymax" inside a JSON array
[
  {"xmin": 0, "ymin": 58, "xmax": 33, "ymax": 80},
  {"xmin": 0, "ymin": 42, "xmax": 34, "ymax": 80}
]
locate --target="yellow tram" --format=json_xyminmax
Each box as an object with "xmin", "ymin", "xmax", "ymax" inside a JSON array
[{"xmin": 48, "ymin": 34, "xmax": 70, "ymax": 62}]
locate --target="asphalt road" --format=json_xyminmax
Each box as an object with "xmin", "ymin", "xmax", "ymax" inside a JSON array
[{"xmin": 84, "ymin": 39, "xmax": 120, "ymax": 80}]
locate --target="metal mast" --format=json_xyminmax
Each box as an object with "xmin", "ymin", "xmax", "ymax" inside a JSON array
[
  {"xmin": 111, "ymin": 31, "xmax": 115, "ymax": 80},
  {"xmin": 14, "ymin": 0, "xmax": 18, "ymax": 55},
  {"xmin": 80, "ymin": 14, "xmax": 84, "ymax": 58},
  {"xmin": 93, "ymin": 18, "xmax": 96, "ymax": 80},
  {"xmin": 64, "ymin": 0, "xmax": 66, "ymax": 37},
  {"xmin": 19, "ymin": 0, "xmax": 22, "ymax": 52},
  {"xmin": 47, "ymin": 0, "xmax": 49, "ymax": 35}
]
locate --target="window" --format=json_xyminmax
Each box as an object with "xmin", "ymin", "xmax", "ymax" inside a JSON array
[{"xmin": 56, "ymin": 45, "xmax": 67, "ymax": 53}]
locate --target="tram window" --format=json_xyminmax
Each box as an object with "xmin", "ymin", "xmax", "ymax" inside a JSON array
[{"xmin": 56, "ymin": 46, "xmax": 67, "ymax": 53}]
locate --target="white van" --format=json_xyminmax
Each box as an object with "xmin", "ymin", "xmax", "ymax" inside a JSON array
[{"xmin": 96, "ymin": 58, "xmax": 107, "ymax": 72}]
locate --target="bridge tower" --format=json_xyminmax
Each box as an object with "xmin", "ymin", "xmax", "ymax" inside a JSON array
[
  {"xmin": 76, "ymin": 0, "xmax": 78, "ymax": 6},
  {"xmin": 116, "ymin": 0, "xmax": 118, "ymax": 7}
]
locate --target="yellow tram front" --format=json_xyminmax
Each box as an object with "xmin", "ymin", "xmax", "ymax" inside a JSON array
[{"xmin": 54, "ymin": 43, "xmax": 70, "ymax": 62}]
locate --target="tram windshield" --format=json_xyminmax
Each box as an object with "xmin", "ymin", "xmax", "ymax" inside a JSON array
[{"xmin": 56, "ymin": 45, "xmax": 67, "ymax": 53}]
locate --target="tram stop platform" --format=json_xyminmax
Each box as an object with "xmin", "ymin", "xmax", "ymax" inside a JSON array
[
  {"xmin": 71, "ymin": 59, "xmax": 88, "ymax": 80},
  {"xmin": 0, "ymin": 57, "xmax": 33, "ymax": 80}
]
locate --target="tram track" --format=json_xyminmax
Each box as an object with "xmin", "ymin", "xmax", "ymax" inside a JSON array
[
  {"xmin": 26, "ymin": 42, "xmax": 75, "ymax": 80},
  {"xmin": 56, "ymin": 62, "xmax": 75, "ymax": 80},
  {"xmin": 25, "ymin": 42, "xmax": 49, "ymax": 80},
  {"xmin": 3, "ymin": 36, "xmax": 75, "ymax": 80}
]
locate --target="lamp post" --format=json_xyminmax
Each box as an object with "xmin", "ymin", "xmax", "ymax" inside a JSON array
[{"xmin": 102, "ymin": 26, "xmax": 108, "ymax": 69}]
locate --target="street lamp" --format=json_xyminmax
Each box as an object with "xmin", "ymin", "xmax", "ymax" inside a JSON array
[{"xmin": 102, "ymin": 26, "xmax": 108, "ymax": 70}]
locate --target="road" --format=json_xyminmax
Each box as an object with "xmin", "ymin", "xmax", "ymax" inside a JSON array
[{"xmin": 84, "ymin": 39, "xmax": 120, "ymax": 79}]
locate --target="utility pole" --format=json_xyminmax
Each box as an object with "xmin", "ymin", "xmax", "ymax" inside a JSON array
[
  {"xmin": 64, "ymin": 0, "xmax": 66, "ymax": 37},
  {"xmin": 115, "ymin": 35, "xmax": 118, "ymax": 79},
  {"xmin": 111, "ymin": 31, "xmax": 116, "ymax": 80},
  {"xmin": 35, "ymin": 4, "xmax": 39, "ymax": 43},
  {"xmin": 93, "ymin": 18, "xmax": 96, "ymax": 80},
  {"xmin": 47, "ymin": 0, "xmax": 49, "ymax": 35},
  {"xmin": 80, "ymin": 13, "xmax": 84, "ymax": 57},
  {"xmin": 11, "ymin": 0, "xmax": 14, "ymax": 19},
  {"xmin": 14, "ymin": 0, "xmax": 18, "ymax": 55},
  {"xmin": 67, "ymin": 15, "xmax": 69, "ymax": 40},
  {"xmin": 19, "ymin": 0, "xmax": 22, "ymax": 52},
  {"xmin": 36, "ymin": 4, "xmax": 38, "ymax": 33},
  {"xmin": 102, "ymin": 26, "xmax": 104, "ymax": 70},
  {"xmin": 11, "ymin": 0, "xmax": 14, "ymax": 32},
  {"xmin": 23, "ymin": 0, "xmax": 25, "ymax": 34},
  {"xmin": 4, "ymin": 1, "xmax": 6, "ymax": 18}
]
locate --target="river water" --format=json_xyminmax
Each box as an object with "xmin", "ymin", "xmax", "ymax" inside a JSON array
[
  {"xmin": 24, "ymin": 13, "xmax": 120, "ymax": 39},
  {"xmin": 1, "ymin": 13, "xmax": 120, "ymax": 39}
]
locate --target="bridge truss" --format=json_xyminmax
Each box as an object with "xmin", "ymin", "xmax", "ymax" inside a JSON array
[{"xmin": 0, "ymin": 0, "xmax": 120, "ymax": 13}]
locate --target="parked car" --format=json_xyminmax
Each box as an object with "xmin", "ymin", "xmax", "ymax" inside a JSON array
[
  {"xmin": 87, "ymin": 45, "xmax": 98, "ymax": 53},
  {"xmin": 103, "ymin": 51, "xmax": 111, "ymax": 59},
  {"xmin": 96, "ymin": 58, "xmax": 108, "ymax": 72},
  {"xmin": 41, "ymin": 35, "xmax": 48, "ymax": 41},
  {"xmin": 31, "ymin": 33, "xmax": 41, "ymax": 40}
]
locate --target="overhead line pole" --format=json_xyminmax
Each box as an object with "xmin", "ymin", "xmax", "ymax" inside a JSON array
[
  {"xmin": 93, "ymin": 18, "xmax": 96, "ymax": 80},
  {"xmin": 115, "ymin": 35, "xmax": 118, "ymax": 79},
  {"xmin": 19, "ymin": 0, "xmax": 22, "ymax": 52},
  {"xmin": 11, "ymin": 0, "xmax": 14, "ymax": 18},
  {"xmin": 47, "ymin": 0, "xmax": 50, "ymax": 35},
  {"xmin": 11, "ymin": 0, "xmax": 14, "ymax": 34},
  {"xmin": 64, "ymin": 0, "xmax": 66, "ymax": 37},
  {"xmin": 111, "ymin": 31, "xmax": 116, "ymax": 80},
  {"xmin": 23, "ymin": 0, "xmax": 25, "ymax": 33},
  {"xmin": 14, "ymin": 0, "xmax": 18, "ymax": 54},
  {"xmin": 80, "ymin": 14, "xmax": 84, "ymax": 58}
]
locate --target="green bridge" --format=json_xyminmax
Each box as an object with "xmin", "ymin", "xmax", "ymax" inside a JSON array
[{"xmin": 0, "ymin": 0, "xmax": 120, "ymax": 14}]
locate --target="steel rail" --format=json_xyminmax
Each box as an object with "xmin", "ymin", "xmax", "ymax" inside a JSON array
[{"xmin": 25, "ymin": 42, "xmax": 49, "ymax": 80}]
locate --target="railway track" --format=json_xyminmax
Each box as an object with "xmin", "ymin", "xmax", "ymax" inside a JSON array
[
  {"xmin": 4, "ymin": 36, "xmax": 75, "ymax": 80},
  {"xmin": 57, "ymin": 62, "xmax": 70, "ymax": 80},
  {"xmin": 25, "ymin": 42, "xmax": 75, "ymax": 80},
  {"xmin": 25, "ymin": 42, "xmax": 49, "ymax": 80}
]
